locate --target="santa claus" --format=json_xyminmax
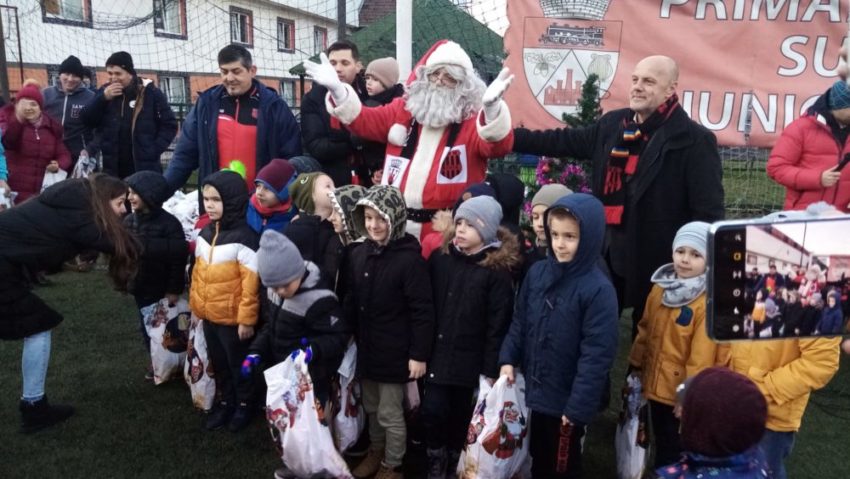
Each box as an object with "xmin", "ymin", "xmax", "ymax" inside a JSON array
[{"xmin": 305, "ymin": 40, "xmax": 514, "ymax": 239}]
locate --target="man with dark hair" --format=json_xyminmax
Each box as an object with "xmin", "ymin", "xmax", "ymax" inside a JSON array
[
  {"xmin": 300, "ymin": 40, "xmax": 368, "ymax": 187},
  {"xmin": 165, "ymin": 44, "xmax": 301, "ymax": 193},
  {"xmin": 82, "ymin": 51, "xmax": 177, "ymax": 177}
]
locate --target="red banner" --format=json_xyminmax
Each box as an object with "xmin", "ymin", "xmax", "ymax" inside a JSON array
[{"xmin": 504, "ymin": 1, "xmax": 848, "ymax": 147}]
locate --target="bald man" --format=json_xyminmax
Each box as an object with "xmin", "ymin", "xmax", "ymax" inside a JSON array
[{"xmin": 512, "ymin": 55, "xmax": 724, "ymax": 336}]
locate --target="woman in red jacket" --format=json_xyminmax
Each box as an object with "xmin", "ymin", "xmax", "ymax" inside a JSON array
[
  {"xmin": 0, "ymin": 83, "xmax": 71, "ymax": 204},
  {"xmin": 768, "ymin": 80, "xmax": 850, "ymax": 212}
]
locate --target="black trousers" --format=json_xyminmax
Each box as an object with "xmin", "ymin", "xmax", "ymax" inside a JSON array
[
  {"xmin": 134, "ymin": 296, "xmax": 159, "ymax": 353},
  {"xmin": 203, "ymin": 321, "xmax": 254, "ymax": 406},
  {"xmin": 649, "ymin": 400, "xmax": 682, "ymax": 468},
  {"xmin": 530, "ymin": 411, "xmax": 586, "ymax": 479},
  {"xmin": 421, "ymin": 383, "xmax": 475, "ymax": 451}
]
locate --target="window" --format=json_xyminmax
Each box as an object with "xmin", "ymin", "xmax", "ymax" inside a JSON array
[
  {"xmin": 230, "ymin": 6, "xmax": 253, "ymax": 47},
  {"xmin": 154, "ymin": 0, "xmax": 187, "ymax": 39},
  {"xmin": 280, "ymin": 79, "xmax": 296, "ymax": 107},
  {"xmin": 313, "ymin": 26, "xmax": 328, "ymax": 54},
  {"xmin": 277, "ymin": 18, "xmax": 295, "ymax": 53},
  {"xmin": 42, "ymin": 0, "xmax": 92, "ymax": 27},
  {"xmin": 160, "ymin": 75, "xmax": 189, "ymax": 105}
]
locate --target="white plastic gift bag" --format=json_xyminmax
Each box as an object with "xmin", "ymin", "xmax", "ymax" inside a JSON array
[
  {"xmin": 265, "ymin": 351, "xmax": 352, "ymax": 478},
  {"xmin": 41, "ymin": 169, "xmax": 68, "ymax": 192},
  {"xmin": 183, "ymin": 314, "xmax": 216, "ymax": 410},
  {"xmin": 457, "ymin": 374, "xmax": 530, "ymax": 479},
  {"xmin": 71, "ymin": 151, "xmax": 98, "ymax": 179},
  {"xmin": 615, "ymin": 374, "xmax": 649, "ymax": 479},
  {"xmin": 334, "ymin": 342, "xmax": 365, "ymax": 453},
  {"xmin": 141, "ymin": 298, "xmax": 190, "ymax": 385}
]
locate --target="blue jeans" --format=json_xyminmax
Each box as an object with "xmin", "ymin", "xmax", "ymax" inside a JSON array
[
  {"xmin": 759, "ymin": 429, "xmax": 795, "ymax": 479},
  {"xmin": 21, "ymin": 330, "xmax": 52, "ymax": 402}
]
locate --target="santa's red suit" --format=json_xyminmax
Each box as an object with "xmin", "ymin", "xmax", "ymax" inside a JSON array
[{"xmin": 325, "ymin": 41, "xmax": 514, "ymax": 239}]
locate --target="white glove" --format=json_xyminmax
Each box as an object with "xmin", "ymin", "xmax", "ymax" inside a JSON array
[
  {"xmin": 482, "ymin": 68, "xmax": 514, "ymax": 122},
  {"xmin": 304, "ymin": 52, "xmax": 347, "ymax": 103}
]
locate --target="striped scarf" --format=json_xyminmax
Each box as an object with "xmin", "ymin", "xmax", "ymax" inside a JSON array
[{"xmin": 602, "ymin": 94, "xmax": 679, "ymax": 225}]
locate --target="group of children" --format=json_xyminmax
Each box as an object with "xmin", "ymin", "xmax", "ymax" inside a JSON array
[{"xmin": 120, "ymin": 152, "xmax": 828, "ymax": 479}]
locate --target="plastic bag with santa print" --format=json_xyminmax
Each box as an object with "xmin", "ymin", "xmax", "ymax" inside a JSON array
[
  {"xmin": 333, "ymin": 342, "xmax": 365, "ymax": 453},
  {"xmin": 615, "ymin": 374, "xmax": 648, "ymax": 479},
  {"xmin": 265, "ymin": 350, "xmax": 352, "ymax": 478},
  {"xmin": 457, "ymin": 374, "xmax": 531, "ymax": 479},
  {"xmin": 183, "ymin": 314, "xmax": 216, "ymax": 410},
  {"xmin": 141, "ymin": 298, "xmax": 191, "ymax": 385},
  {"xmin": 71, "ymin": 151, "xmax": 98, "ymax": 179}
]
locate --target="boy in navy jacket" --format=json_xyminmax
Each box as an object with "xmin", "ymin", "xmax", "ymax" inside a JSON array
[{"xmin": 499, "ymin": 193, "xmax": 619, "ymax": 478}]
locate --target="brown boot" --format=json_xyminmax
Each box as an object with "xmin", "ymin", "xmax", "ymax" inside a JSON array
[
  {"xmin": 352, "ymin": 448, "xmax": 383, "ymax": 478},
  {"xmin": 374, "ymin": 463, "xmax": 403, "ymax": 479}
]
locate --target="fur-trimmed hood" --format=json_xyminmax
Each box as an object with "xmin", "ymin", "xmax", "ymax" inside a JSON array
[{"xmin": 441, "ymin": 226, "xmax": 521, "ymax": 273}]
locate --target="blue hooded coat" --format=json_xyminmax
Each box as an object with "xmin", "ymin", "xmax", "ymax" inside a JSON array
[
  {"xmin": 498, "ymin": 193, "xmax": 619, "ymax": 425},
  {"xmin": 816, "ymin": 292, "xmax": 845, "ymax": 334}
]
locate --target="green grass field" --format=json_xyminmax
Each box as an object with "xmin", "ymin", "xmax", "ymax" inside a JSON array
[{"xmin": 1, "ymin": 270, "xmax": 847, "ymax": 478}]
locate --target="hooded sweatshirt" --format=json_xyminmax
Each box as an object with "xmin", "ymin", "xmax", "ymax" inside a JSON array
[
  {"xmin": 816, "ymin": 292, "xmax": 845, "ymax": 334},
  {"xmin": 189, "ymin": 170, "xmax": 260, "ymax": 326},
  {"xmin": 43, "ymin": 83, "xmax": 96, "ymax": 158},
  {"xmin": 124, "ymin": 171, "xmax": 188, "ymax": 301},
  {"xmin": 498, "ymin": 193, "xmax": 619, "ymax": 425},
  {"xmin": 343, "ymin": 185, "xmax": 435, "ymax": 383}
]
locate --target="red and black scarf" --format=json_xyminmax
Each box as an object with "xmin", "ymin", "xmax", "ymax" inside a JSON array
[{"xmin": 602, "ymin": 94, "xmax": 680, "ymax": 225}]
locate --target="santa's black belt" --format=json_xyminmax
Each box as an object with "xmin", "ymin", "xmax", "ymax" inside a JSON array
[{"xmin": 407, "ymin": 207, "xmax": 438, "ymax": 223}]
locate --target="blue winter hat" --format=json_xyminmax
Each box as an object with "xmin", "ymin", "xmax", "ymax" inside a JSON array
[{"xmin": 828, "ymin": 80, "xmax": 850, "ymax": 110}]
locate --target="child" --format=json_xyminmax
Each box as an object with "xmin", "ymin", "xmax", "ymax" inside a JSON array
[
  {"xmin": 243, "ymin": 229, "xmax": 350, "ymax": 404},
  {"xmin": 189, "ymin": 170, "xmax": 260, "ymax": 432},
  {"xmin": 360, "ymin": 57, "xmax": 404, "ymax": 186},
  {"xmin": 528, "ymin": 183, "xmax": 572, "ymax": 264},
  {"xmin": 424, "ymin": 195, "xmax": 520, "ymax": 477},
  {"xmin": 782, "ymin": 289, "xmax": 805, "ymax": 337},
  {"xmin": 284, "ymin": 172, "xmax": 337, "ymax": 281},
  {"xmin": 815, "ymin": 290, "xmax": 844, "ymax": 334},
  {"xmin": 344, "ymin": 185, "xmax": 434, "ymax": 479},
  {"xmin": 327, "ymin": 184, "xmax": 367, "ymax": 294},
  {"xmin": 499, "ymin": 193, "xmax": 619, "ymax": 478},
  {"xmin": 657, "ymin": 367, "xmax": 769, "ymax": 478},
  {"xmin": 124, "ymin": 171, "xmax": 188, "ymax": 378},
  {"xmin": 246, "ymin": 158, "xmax": 298, "ymax": 234},
  {"xmin": 629, "ymin": 221, "xmax": 728, "ymax": 468}
]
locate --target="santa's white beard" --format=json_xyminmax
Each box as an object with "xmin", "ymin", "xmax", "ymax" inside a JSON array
[{"xmin": 405, "ymin": 79, "xmax": 481, "ymax": 128}]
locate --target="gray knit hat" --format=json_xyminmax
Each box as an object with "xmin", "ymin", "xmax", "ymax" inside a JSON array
[
  {"xmin": 366, "ymin": 57, "xmax": 400, "ymax": 89},
  {"xmin": 454, "ymin": 195, "xmax": 503, "ymax": 246},
  {"xmin": 257, "ymin": 229, "xmax": 306, "ymax": 288},
  {"xmin": 531, "ymin": 183, "xmax": 573, "ymax": 208},
  {"xmin": 673, "ymin": 221, "xmax": 711, "ymax": 257}
]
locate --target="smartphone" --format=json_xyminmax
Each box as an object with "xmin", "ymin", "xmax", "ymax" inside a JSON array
[
  {"xmin": 837, "ymin": 153, "xmax": 850, "ymax": 172},
  {"xmin": 707, "ymin": 214, "xmax": 850, "ymax": 341}
]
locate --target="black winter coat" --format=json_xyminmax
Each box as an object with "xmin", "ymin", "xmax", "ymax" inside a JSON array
[
  {"xmin": 513, "ymin": 107, "xmax": 725, "ymax": 309},
  {"xmin": 300, "ymin": 76, "xmax": 368, "ymax": 187},
  {"xmin": 250, "ymin": 262, "xmax": 351, "ymax": 390},
  {"xmin": 284, "ymin": 214, "xmax": 337, "ymax": 289},
  {"xmin": 344, "ymin": 234, "xmax": 435, "ymax": 383},
  {"xmin": 0, "ymin": 179, "xmax": 116, "ymax": 339},
  {"xmin": 124, "ymin": 209, "xmax": 187, "ymax": 301},
  {"xmin": 427, "ymin": 228, "xmax": 520, "ymax": 387}
]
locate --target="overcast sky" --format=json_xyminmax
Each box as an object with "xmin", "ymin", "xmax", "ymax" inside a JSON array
[{"xmin": 775, "ymin": 220, "xmax": 850, "ymax": 256}]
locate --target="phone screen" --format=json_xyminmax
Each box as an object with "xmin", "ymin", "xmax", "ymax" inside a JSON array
[{"xmin": 708, "ymin": 217, "xmax": 850, "ymax": 340}]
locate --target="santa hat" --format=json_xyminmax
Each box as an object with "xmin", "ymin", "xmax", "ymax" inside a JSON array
[{"xmin": 388, "ymin": 40, "xmax": 475, "ymax": 147}]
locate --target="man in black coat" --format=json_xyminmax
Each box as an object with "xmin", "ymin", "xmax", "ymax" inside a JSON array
[
  {"xmin": 512, "ymin": 55, "xmax": 724, "ymax": 335},
  {"xmin": 300, "ymin": 40, "xmax": 369, "ymax": 187}
]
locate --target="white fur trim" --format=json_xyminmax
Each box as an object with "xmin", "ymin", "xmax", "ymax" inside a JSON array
[
  {"xmin": 476, "ymin": 100, "xmax": 511, "ymax": 142},
  {"xmin": 324, "ymin": 83, "xmax": 362, "ymax": 125},
  {"xmin": 426, "ymin": 41, "xmax": 473, "ymax": 75},
  {"xmin": 388, "ymin": 123, "xmax": 408, "ymax": 147},
  {"xmin": 402, "ymin": 125, "xmax": 445, "ymax": 209}
]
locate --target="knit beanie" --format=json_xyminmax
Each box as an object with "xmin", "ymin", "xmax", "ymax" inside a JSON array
[
  {"xmin": 680, "ymin": 367, "xmax": 767, "ymax": 457},
  {"xmin": 672, "ymin": 221, "xmax": 711, "ymax": 257},
  {"xmin": 255, "ymin": 159, "xmax": 296, "ymax": 202},
  {"xmin": 828, "ymin": 80, "xmax": 850, "ymax": 110},
  {"xmin": 366, "ymin": 57, "xmax": 400, "ymax": 89},
  {"xmin": 256, "ymin": 229, "xmax": 306, "ymax": 288},
  {"xmin": 106, "ymin": 51, "xmax": 136, "ymax": 76},
  {"xmin": 532, "ymin": 184, "xmax": 573, "ymax": 208},
  {"xmin": 454, "ymin": 195, "xmax": 503, "ymax": 246},
  {"xmin": 15, "ymin": 84, "xmax": 44, "ymax": 109},
  {"xmin": 59, "ymin": 55, "xmax": 87, "ymax": 79},
  {"xmin": 289, "ymin": 172, "xmax": 324, "ymax": 215},
  {"xmin": 288, "ymin": 155, "xmax": 322, "ymax": 174}
]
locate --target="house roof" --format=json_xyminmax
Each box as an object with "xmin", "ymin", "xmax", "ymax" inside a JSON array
[{"xmin": 289, "ymin": 0, "xmax": 504, "ymax": 81}]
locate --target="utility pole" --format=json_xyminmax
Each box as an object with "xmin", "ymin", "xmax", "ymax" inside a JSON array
[
  {"xmin": 337, "ymin": 0, "xmax": 346, "ymax": 41},
  {"xmin": 397, "ymin": 0, "xmax": 412, "ymax": 80},
  {"xmin": 0, "ymin": 9, "xmax": 10, "ymax": 100}
]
